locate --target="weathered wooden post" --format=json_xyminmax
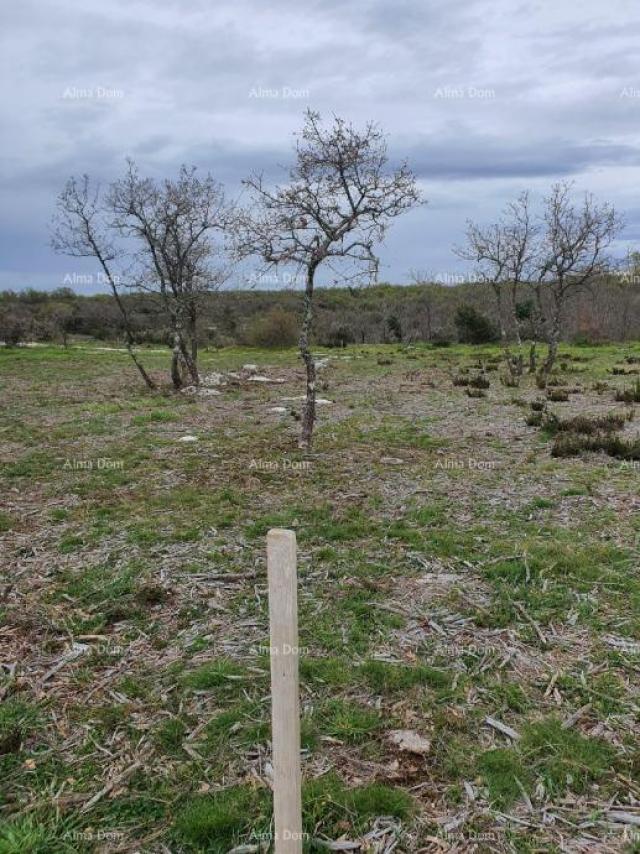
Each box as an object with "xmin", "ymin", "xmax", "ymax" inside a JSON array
[{"xmin": 267, "ymin": 528, "xmax": 303, "ymax": 853}]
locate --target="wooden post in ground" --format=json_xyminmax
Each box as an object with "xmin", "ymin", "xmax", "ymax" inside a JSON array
[{"xmin": 267, "ymin": 528, "xmax": 303, "ymax": 853}]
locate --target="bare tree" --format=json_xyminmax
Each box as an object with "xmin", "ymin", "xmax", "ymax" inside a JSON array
[
  {"xmin": 107, "ymin": 161, "xmax": 231, "ymax": 388},
  {"xmin": 237, "ymin": 110, "xmax": 422, "ymax": 448},
  {"xmin": 52, "ymin": 162, "xmax": 232, "ymax": 389},
  {"xmin": 535, "ymin": 182, "xmax": 621, "ymax": 381},
  {"xmin": 455, "ymin": 191, "xmax": 536, "ymax": 384},
  {"xmin": 51, "ymin": 175, "xmax": 156, "ymax": 388}
]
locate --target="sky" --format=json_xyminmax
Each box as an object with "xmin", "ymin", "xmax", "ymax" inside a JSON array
[{"xmin": 1, "ymin": 0, "xmax": 640, "ymax": 293}]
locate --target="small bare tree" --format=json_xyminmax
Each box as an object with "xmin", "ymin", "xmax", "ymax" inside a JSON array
[
  {"xmin": 237, "ymin": 110, "xmax": 422, "ymax": 448},
  {"xmin": 107, "ymin": 161, "xmax": 231, "ymax": 387},
  {"xmin": 535, "ymin": 182, "xmax": 621, "ymax": 381},
  {"xmin": 51, "ymin": 175, "xmax": 156, "ymax": 388},
  {"xmin": 455, "ymin": 191, "xmax": 536, "ymax": 384},
  {"xmin": 52, "ymin": 161, "xmax": 232, "ymax": 389}
]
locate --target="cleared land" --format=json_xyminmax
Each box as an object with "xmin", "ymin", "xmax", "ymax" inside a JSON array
[{"xmin": 1, "ymin": 342, "xmax": 639, "ymax": 853}]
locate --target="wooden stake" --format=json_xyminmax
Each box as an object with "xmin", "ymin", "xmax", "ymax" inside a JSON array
[{"xmin": 267, "ymin": 528, "xmax": 303, "ymax": 853}]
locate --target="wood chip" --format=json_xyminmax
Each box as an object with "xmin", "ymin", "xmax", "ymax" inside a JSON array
[
  {"xmin": 485, "ymin": 716, "xmax": 521, "ymax": 741},
  {"xmin": 606, "ymin": 811, "xmax": 640, "ymax": 827},
  {"xmin": 562, "ymin": 703, "xmax": 592, "ymax": 729},
  {"xmin": 80, "ymin": 760, "xmax": 142, "ymax": 813},
  {"xmin": 513, "ymin": 602, "xmax": 548, "ymax": 646}
]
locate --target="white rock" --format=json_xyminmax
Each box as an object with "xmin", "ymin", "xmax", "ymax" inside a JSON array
[
  {"xmin": 604, "ymin": 635, "xmax": 640, "ymax": 654},
  {"xmin": 387, "ymin": 729, "xmax": 431, "ymax": 755},
  {"xmin": 202, "ymin": 372, "xmax": 226, "ymax": 386},
  {"xmin": 248, "ymin": 375, "xmax": 285, "ymax": 384},
  {"xmin": 182, "ymin": 385, "xmax": 221, "ymax": 396},
  {"xmin": 178, "ymin": 435, "xmax": 198, "ymax": 443},
  {"xmin": 269, "ymin": 406, "xmax": 288, "ymax": 413},
  {"xmin": 242, "ymin": 363, "xmax": 258, "ymax": 373},
  {"xmin": 281, "ymin": 396, "xmax": 332, "ymax": 405}
]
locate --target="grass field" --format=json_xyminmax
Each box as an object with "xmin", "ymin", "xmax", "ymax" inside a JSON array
[{"xmin": 1, "ymin": 341, "xmax": 640, "ymax": 853}]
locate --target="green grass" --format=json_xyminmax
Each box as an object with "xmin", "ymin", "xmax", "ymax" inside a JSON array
[
  {"xmin": 0, "ymin": 816, "xmax": 79, "ymax": 854},
  {"xmin": 359, "ymin": 659, "xmax": 450, "ymax": 693},
  {"xmin": 132, "ymin": 409, "xmax": 178, "ymax": 425},
  {"xmin": 522, "ymin": 718, "xmax": 616, "ymax": 795},
  {"xmin": 302, "ymin": 773, "xmax": 414, "ymax": 838},
  {"xmin": 1, "ymin": 340, "xmax": 639, "ymax": 851},
  {"xmin": 0, "ymin": 698, "xmax": 40, "ymax": 755},
  {"xmin": 477, "ymin": 748, "xmax": 532, "ymax": 808},
  {"xmin": 299, "ymin": 656, "xmax": 353, "ymax": 688},
  {"xmin": 314, "ymin": 699, "xmax": 382, "ymax": 744},
  {"xmin": 181, "ymin": 659, "xmax": 248, "ymax": 691},
  {"xmin": 173, "ymin": 787, "xmax": 270, "ymax": 852},
  {"xmin": 153, "ymin": 716, "xmax": 190, "ymax": 756}
]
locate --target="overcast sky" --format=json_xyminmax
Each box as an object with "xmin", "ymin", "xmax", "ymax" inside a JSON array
[{"xmin": 2, "ymin": 0, "xmax": 640, "ymax": 292}]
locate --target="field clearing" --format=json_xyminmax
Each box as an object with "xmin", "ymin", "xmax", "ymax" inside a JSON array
[{"xmin": 1, "ymin": 341, "xmax": 640, "ymax": 853}]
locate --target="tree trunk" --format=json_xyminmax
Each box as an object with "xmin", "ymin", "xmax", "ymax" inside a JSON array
[
  {"xmin": 493, "ymin": 283, "xmax": 507, "ymax": 343},
  {"xmin": 541, "ymin": 324, "xmax": 560, "ymax": 377},
  {"xmin": 109, "ymin": 292, "xmax": 156, "ymax": 389},
  {"xmin": 171, "ymin": 330, "xmax": 184, "ymax": 390},
  {"xmin": 495, "ymin": 285, "xmax": 521, "ymax": 385},
  {"xmin": 91, "ymin": 238, "xmax": 155, "ymax": 390},
  {"xmin": 124, "ymin": 342, "xmax": 155, "ymax": 390},
  {"xmin": 179, "ymin": 337, "xmax": 199, "ymax": 386},
  {"xmin": 188, "ymin": 300, "xmax": 199, "ymax": 367},
  {"xmin": 172, "ymin": 305, "xmax": 199, "ymax": 387},
  {"xmin": 539, "ymin": 292, "xmax": 562, "ymax": 380},
  {"xmin": 299, "ymin": 265, "xmax": 317, "ymax": 450}
]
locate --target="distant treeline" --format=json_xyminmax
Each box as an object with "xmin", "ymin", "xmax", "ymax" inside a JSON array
[{"xmin": 1, "ymin": 276, "xmax": 640, "ymax": 348}]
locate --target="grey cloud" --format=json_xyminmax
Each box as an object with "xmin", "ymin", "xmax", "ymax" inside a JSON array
[{"xmin": 1, "ymin": 0, "xmax": 640, "ymax": 290}]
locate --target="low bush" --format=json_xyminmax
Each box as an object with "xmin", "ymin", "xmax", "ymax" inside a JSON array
[
  {"xmin": 322, "ymin": 323, "xmax": 356, "ymax": 348},
  {"xmin": 547, "ymin": 389, "xmax": 569, "ymax": 402},
  {"xmin": 549, "ymin": 412, "xmax": 629, "ymax": 435},
  {"xmin": 469, "ymin": 374, "xmax": 490, "ymax": 389},
  {"xmin": 244, "ymin": 308, "xmax": 298, "ymax": 348},
  {"xmin": 452, "ymin": 375, "xmax": 470, "ymax": 387},
  {"xmin": 612, "ymin": 366, "xmax": 639, "ymax": 376},
  {"xmin": 552, "ymin": 433, "xmax": 640, "ymax": 460},
  {"xmin": 430, "ymin": 335, "xmax": 452, "ymax": 347},
  {"xmin": 615, "ymin": 379, "xmax": 640, "ymax": 403},
  {"xmin": 454, "ymin": 305, "xmax": 499, "ymax": 345}
]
